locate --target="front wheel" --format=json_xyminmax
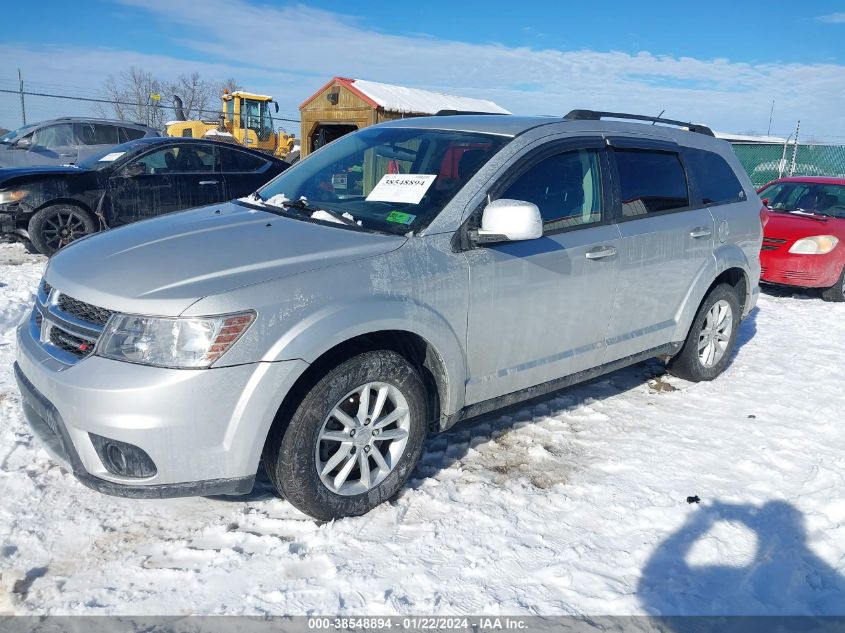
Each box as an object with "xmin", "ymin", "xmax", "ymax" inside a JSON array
[
  {"xmin": 28, "ymin": 204, "xmax": 96, "ymax": 256},
  {"xmin": 264, "ymin": 350, "xmax": 428, "ymax": 520},
  {"xmin": 821, "ymin": 267, "xmax": 845, "ymax": 302},
  {"xmin": 667, "ymin": 284, "xmax": 741, "ymax": 382}
]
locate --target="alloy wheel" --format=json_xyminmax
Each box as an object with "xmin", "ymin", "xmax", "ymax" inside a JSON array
[
  {"xmin": 697, "ymin": 299, "xmax": 733, "ymax": 368},
  {"xmin": 41, "ymin": 210, "xmax": 89, "ymax": 250},
  {"xmin": 315, "ymin": 382, "xmax": 411, "ymax": 496}
]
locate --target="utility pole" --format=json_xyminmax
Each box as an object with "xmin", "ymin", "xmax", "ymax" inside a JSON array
[
  {"xmin": 18, "ymin": 68, "xmax": 26, "ymax": 126},
  {"xmin": 767, "ymin": 99, "xmax": 774, "ymax": 136},
  {"xmin": 790, "ymin": 120, "xmax": 801, "ymax": 177}
]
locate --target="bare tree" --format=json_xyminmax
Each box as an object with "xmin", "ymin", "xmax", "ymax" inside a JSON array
[
  {"xmin": 219, "ymin": 77, "xmax": 243, "ymax": 95},
  {"xmin": 97, "ymin": 67, "xmax": 167, "ymax": 129},
  {"xmin": 167, "ymin": 72, "xmax": 216, "ymax": 120},
  {"xmin": 98, "ymin": 68, "xmax": 243, "ymax": 129}
]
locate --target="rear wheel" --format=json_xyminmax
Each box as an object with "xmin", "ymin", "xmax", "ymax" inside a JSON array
[
  {"xmin": 28, "ymin": 204, "xmax": 96, "ymax": 256},
  {"xmin": 667, "ymin": 284, "xmax": 741, "ymax": 382},
  {"xmin": 821, "ymin": 267, "xmax": 845, "ymax": 302},
  {"xmin": 264, "ymin": 350, "xmax": 428, "ymax": 520}
]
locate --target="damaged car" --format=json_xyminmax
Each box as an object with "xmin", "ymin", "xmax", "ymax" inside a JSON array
[{"xmin": 0, "ymin": 137, "xmax": 289, "ymax": 254}]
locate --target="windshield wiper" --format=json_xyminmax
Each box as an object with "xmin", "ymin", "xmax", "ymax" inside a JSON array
[
  {"xmin": 776, "ymin": 207, "xmax": 829, "ymax": 221},
  {"xmin": 264, "ymin": 194, "xmax": 361, "ymax": 227}
]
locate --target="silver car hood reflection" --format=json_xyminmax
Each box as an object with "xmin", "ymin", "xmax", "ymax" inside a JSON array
[{"xmin": 45, "ymin": 202, "xmax": 406, "ymax": 315}]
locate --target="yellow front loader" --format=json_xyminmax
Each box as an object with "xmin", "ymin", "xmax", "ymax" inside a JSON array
[{"xmin": 166, "ymin": 90, "xmax": 297, "ymax": 159}]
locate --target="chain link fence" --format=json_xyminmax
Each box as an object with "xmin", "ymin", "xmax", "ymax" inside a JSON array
[{"xmin": 731, "ymin": 142, "xmax": 845, "ymax": 189}]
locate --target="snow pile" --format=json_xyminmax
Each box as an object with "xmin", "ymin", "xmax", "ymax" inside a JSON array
[
  {"xmin": 310, "ymin": 210, "xmax": 358, "ymax": 225},
  {"xmin": 203, "ymin": 129, "xmax": 235, "ymax": 139},
  {"xmin": 1, "ymin": 241, "xmax": 845, "ymax": 616},
  {"xmin": 351, "ymin": 79, "xmax": 510, "ymax": 115}
]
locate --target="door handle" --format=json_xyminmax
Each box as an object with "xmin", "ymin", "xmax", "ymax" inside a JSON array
[
  {"xmin": 198, "ymin": 180, "xmax": 219, "ymax": 185},
  {"xmin": 585, "ymin": 245, "xmax": 617, "ymax": 260},
  {"xmin": 689, "ymin": 227, "xmax": 712, "ymax": 239}
]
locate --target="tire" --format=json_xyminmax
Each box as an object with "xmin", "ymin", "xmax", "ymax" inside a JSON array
[
  {"xmin": 821, "ymin": 267, "xmax": 845, "ymax": 302},
  {"xmin": 264, "ymin": 350, "xmax": 428, "ymax": 520},
  {"xmin": 28, "ymin": 204, "xmax": 97, "ymax": 256},
  {"xmin": 667, "ymin": 283, "xmax": 741, "ymax": 382}
]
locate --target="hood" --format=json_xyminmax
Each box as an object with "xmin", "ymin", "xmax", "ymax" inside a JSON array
[
  {"xmin": 46, "ymin": 201, "xmax": 406, "ymax": 316},
  {"xmin": 0, "ymin": 165, "xmax": 86, "ymax": 185},
  {"xmin": 763, "ymin": 209, "xmax": 844, "ymax": 241}
]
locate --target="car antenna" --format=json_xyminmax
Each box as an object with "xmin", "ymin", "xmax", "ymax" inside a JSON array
[{"xmin": 652, "ymin": 110, "xmax": 665, "ymax": 125}]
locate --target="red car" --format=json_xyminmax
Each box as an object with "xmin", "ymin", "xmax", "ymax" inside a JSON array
[{"xmin": 758, "ymin": 176, "xmax": 845, "ymax": 301}]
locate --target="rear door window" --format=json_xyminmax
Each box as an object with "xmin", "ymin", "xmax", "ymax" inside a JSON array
[
  {"xmin": 684, "ymin": 148, "xmax": 746, "ymax": 204},
  {"xmin": 614, "ymin": 149, "xmax": 689, "ymax": 216},
  {"xmin": 219, "ymin": 147, "xmax": 268, "ymax": 172},
  {"xmin": 76, "ymin": 123, "xmax": 120, "ymax": 145}
]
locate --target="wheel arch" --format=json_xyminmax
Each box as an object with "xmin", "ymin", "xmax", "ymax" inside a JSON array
[
  {"xmin": 33, "ymin": 197, "xmax": 95, "ymax": 217},
  {"xmin": 261, "ymin": 327, "xmax": 455, "ymax": 472},
  {"xmin": 671, "ymin": 247, "xmax": 754, "ymax": 343}
]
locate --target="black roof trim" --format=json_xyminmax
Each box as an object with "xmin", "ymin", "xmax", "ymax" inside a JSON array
[
  {"xmin": 563, "ymin": 109, "xmax": 715, "ymax": 137},
  {"xmin": 434, "ymin": 110, "xmax": 508, "ymax": 117}
]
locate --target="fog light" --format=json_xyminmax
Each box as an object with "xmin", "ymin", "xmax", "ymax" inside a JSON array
[{"xmin": 89, "ymin": 433, "xmax": 157, "ymax": 478}]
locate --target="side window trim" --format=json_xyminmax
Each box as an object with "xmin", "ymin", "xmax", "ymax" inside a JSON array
[{"xmin": 606, "ymin": 144, "xmax": 695, "ymax": 222}]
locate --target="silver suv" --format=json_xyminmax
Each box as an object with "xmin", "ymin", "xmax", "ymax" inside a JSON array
[
  {"xmin": 15, "ymin": 111, "xmax": 762, "ymax": 519},
  {"xmin": 0, "ymin": 117, "xmax": 159, "ymax": 167}
]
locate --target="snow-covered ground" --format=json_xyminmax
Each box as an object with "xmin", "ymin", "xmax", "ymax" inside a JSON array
[{"xmin": 1, "ymin": 240, "xmax": 844, "ymax": 616}]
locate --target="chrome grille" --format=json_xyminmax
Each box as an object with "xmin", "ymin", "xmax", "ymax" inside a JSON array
[
  {"xmin": 31, "ymin": 280, "xmax": 111, "ymax": 365},
  {"xmin": 57, "ymin": 294, "xmax": 114, "ymax": 327}
]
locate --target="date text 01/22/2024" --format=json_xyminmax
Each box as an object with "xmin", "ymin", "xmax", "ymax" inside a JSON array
[{"xmin": 307, "ymin": 617, "xmax": 529, "ymax": 630}]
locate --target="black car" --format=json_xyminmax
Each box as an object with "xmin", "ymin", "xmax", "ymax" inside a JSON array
[{"xmin": 0, "ymin": 137, "xmax": 289, "ymax": 255}]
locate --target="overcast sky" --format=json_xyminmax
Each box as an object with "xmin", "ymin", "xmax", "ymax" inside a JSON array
[{"xmin": 2, "ymin": 0, "xmax": 844, "ymax": 140}]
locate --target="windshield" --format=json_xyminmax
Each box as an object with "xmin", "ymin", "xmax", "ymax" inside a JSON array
[
  {"xmin": 251, "ymin": 127, "xmax": 509, "ymax": 235},
  {"xmin": 760, "ymin": 182, "xmax": 845, "ymax": 219},
  {"xmin": 0, "ymin": 123, "xmax": 37, "ymax": 143},
  {"xmin": 75, "ymin": 140, "xmax": 148, "ymax": 170}
]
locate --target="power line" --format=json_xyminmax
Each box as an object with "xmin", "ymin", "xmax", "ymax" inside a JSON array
[{"xmin": 0, "ymin": 88, "xmax": 301, "ymax": 123}]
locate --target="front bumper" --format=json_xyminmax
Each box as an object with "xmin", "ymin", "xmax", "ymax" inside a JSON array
[
  {"xmin": 15, "ymin": 319, "xmax": 307, "ymax": 498},
  {"xmin": 760, "ymin": 249, "xmax": 843, "ymax": 288},
  {"xmin": 1, "ymin": 211, "xmax": 17, "ymax": 235}
]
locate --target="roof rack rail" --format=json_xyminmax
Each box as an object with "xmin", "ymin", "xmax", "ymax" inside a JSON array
[
  {"xmin": 563, "ymin": 109, "xmax": 714, "ymax": 137},
  {"xmin": 434, "ymin": 109, "xmax": 507, "ymax": 117}
]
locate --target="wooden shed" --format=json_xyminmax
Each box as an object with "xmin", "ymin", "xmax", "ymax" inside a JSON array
[{"xmin": 299, "ymin": 77, "xmax": 510, "ymax": 157}]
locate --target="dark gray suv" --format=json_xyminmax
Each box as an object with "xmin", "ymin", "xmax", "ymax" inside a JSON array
[
  {"xmin": 0, "ymin": 117, "xmax": 159, "ymax": 167},
  {"xmin": 15, "ymin": 110, "xmax": 762, "ymax": 520}
]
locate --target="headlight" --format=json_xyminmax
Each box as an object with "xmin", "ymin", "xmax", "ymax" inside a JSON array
[
  {"xmin": 0, "ymin": 189, "xmax": 28, "ymax": 204},
  {"xmin": 788, "ymin": 235, "xmax": 839, "ymax": 255},
  {"xmin": 97, "ymin": 311, "xmax": 255, "ymax": 368}
]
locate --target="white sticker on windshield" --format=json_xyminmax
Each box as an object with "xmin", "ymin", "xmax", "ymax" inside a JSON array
[
  {"xmin": 98, "ymin": 152, "xmax": 125, "ymax": 162},
  {"xmin": 365, "ymin": 174, "xmax": 436, "ymax": 205}
]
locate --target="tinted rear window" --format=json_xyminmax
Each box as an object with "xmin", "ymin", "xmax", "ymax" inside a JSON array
[
  {"xmin": 615, "ymin": 149, "xmax": 689, "ymax": 216},
  {"xmin": 220, "ymin": 147, "xmax": 268, "ymax": 172},
  {"xmin": 121, "ymin": 127, "xmax": 148, "ymax": 141},
  {"xmin": 685, "ymin": 148, "xmax": 746, "ymax": 204}
]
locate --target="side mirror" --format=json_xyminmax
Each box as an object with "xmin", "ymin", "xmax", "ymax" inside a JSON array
[
  {"xmin": 274, "ymin": 102, "xmax": 279, "ymax": 114},
  {"xmin": 121, "ymin": 162, "xmax": 146, "ymax": 177},
  {"xmin": 14, "ymin": 137, "xmax": 32, "ymax": 149},
  {"xmin": 470, "ymin": 199, "xmax": 543, "ymax": 245},
  {"xmin": 761, "ymin": 197, "xmax": 770, "ymax": 207}
]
